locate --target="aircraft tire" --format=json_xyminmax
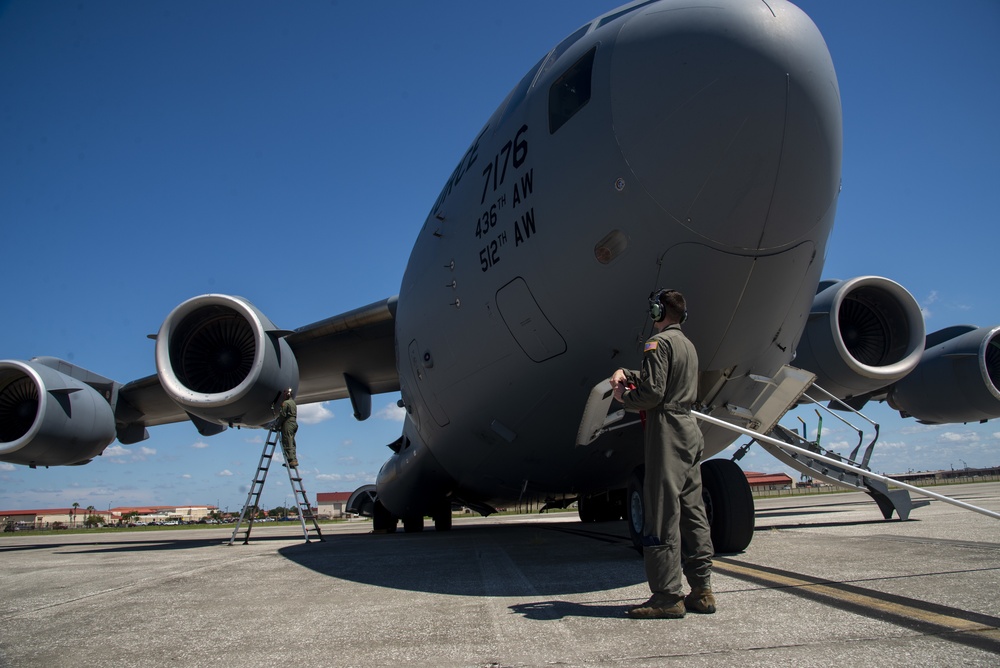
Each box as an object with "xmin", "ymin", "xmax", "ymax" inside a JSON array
[
  {"xmin": 433, "ymin": 510, "xmax": 452, "ymax": 532},
  {"xmin": 432, "ymin": 498, "xmax": 453, "ymax": 531},
  {"xmin": 372, "ymin": 500, "xmax": 397, "ymax": 534},
  {"xmin": 625, "ymin": 468, "xmax": 645, "ymax": 552},
  {"xmin": 701, "ymin": 458, "xmax": 754, "ymax": 553}
]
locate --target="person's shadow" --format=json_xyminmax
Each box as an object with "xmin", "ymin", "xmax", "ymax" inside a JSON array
[{"xmin": 510, "ymin": 599, "xmax": 635, "ymax": 620}]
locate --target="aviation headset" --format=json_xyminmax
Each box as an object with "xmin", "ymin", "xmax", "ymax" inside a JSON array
[{"xmin": 648, "ymin": 289, "xmax": 688, "ymax": 324}]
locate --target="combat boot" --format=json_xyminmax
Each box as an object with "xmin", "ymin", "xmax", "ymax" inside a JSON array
[
  {"xmin": 626, "ymin": 594, "xmax": 686, "ymax": 619},
  {"xmin": 684, "ymin": 587, "xmax": 716, "ymax": 614}
]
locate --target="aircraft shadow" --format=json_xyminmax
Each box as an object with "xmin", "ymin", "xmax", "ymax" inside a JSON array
[
  {"xmin": 278, "ymin": 520, "xmax": 647, "ymax": 597},
  {"xmin": 0, "ymin": 533, "xmax": 291, "ymax": 555}
]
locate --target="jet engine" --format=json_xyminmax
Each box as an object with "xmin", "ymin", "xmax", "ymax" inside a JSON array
[
  {"xmin": 0, "ymin": 359, "xmax": 116, "ymax": 467},
  {"xmin": 155, "ymin": 294, "xmax": 298, "ymax": 428},
  {"xmin": 888, "ymin": 325, "xmax": 1000, "ymax": 424},
  {"xmin": 793, "ymin": 276, "xmax": 925, "ymax": 401}
]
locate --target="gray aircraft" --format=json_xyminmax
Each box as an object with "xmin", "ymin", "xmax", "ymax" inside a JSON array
[{"xmin": 1, "ymin": 0, "xmax": 998, "ymax": 552}]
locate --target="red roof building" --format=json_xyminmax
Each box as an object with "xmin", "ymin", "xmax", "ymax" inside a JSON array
[{"xmin": 743, "ymin": 471, "xmax": 794, "ymax": 490}]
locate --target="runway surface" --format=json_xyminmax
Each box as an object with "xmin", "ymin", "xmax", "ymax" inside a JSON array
[{"xmin": 1, "ymin": 481, "xmax": 998, "ymax": 667}]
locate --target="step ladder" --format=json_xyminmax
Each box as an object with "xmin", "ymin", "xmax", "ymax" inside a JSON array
[{"xmin": 227, "ymin": 427, "xmax": 324, "ymax": 545}]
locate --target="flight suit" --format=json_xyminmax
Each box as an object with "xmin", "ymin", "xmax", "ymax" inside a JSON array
[
  {"xmin": 620, "ymin": 324, "xmax": 714, "ymax": 600},
  {"xmin": 276, "ymin": 398, "xmax": 298, "ymax": 466}
]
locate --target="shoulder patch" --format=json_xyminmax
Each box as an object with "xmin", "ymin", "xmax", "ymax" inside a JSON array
[{"xmin": 644, "ymin": 340, "xmax": 658, "ymax": 353}]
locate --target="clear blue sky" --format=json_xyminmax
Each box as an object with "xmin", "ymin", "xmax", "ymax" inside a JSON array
[{"xmin": 1, "ymin": 1, "xmax": 997, "ymax": 512}]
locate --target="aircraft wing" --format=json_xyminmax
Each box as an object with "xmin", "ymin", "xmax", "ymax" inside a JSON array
[
  {"xmin": 285, "ymin": 295, "xmax": 400, "ymax": 404},
  {"xmin": 116, "ymin": 296, "xmax": 399, "ymax": 434}
]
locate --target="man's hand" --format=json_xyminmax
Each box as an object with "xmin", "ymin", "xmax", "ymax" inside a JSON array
[{"xmin": 611, "ymin": 369, "xmax": 627, "ymax": 403}]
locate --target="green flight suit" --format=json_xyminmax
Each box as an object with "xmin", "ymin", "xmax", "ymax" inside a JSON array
[
  {"xmin": 620, "ymin": 324, "xmax": 714, "ymax": 599},
  {"xmin": 276, "ymin": 398, "xmax": 298, "ymax": 465}
]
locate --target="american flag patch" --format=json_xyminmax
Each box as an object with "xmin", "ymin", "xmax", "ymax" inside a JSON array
[{"xmin": 644, "ymin": 341, "xmax": 658, "ymax": 353}]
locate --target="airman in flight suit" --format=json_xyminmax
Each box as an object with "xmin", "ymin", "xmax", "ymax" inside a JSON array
[
  {"xmin": 611, "ymin": 289, "xmax": 716, "ymax": 619},
  {"xmin": 275, "ymin": 388, "xmax": 298, "ymax": 468}
]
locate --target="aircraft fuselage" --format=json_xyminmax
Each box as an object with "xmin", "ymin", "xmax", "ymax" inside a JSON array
[{"xmin": 382, "ymin": 0, "xmax": 843, "ymax": 515}]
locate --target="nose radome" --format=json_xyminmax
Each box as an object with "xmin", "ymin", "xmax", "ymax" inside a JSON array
[{"xmin": 611, "ymin": 0, "xmax": 841, "ymax": 251}]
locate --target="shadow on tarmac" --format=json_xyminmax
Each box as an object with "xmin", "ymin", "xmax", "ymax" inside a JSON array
[
  {"xmin": 278, "ymin": 520, "xmax": 647, "ymax": 597},
  {"xmin": 509, "ymin": 598, "xmax": 636, "ymax": 620},
  {"xmin": 0, "ymin": 533, "xmax": 293, "ymax": 555}
]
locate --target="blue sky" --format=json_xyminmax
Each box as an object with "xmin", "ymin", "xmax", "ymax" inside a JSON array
[{"xmin": 1, "ymin": 1, "xmax": 998, "ymax": 512}]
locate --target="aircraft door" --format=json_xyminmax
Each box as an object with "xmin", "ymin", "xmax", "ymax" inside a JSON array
[
  {"xmin": 406, "ymin": 339, "xmax": 450, "ymax": 428},
  {"xmin": 495, "ymin": 277, "xmax": 567, "ymax": 362}
]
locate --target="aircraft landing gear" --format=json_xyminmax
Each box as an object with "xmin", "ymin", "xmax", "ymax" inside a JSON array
[
  {"xmin": 624, "ymin": 459, "xmax": 755, "ymax": 554},
  {"xmin": 432, "ymin": 499, "xmax": 453, "ymax": 531},
  {"xmin": 701, "ymin": 458, "xmax": 754, "ymax": 553},
  {"xmin": 626, "ymin": 469, "xmax": 645, "ymax": 550},
  {"xmin": 403, "ymin": 516, "xmax": 424, "ymax": 532},
  {"xmin": 578, "ymin": 490, "xmax": 626, "ymax": 522},
  {"xmin": 372, "ymin": 500, "xmax": 398, "ymax": 533}
]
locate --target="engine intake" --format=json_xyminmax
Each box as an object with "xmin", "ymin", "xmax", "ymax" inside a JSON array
[
  {"xmin": 888, "ymin": 325, "xmax": 1000, "ymax": 424},
  {"xmin": 794, "ymin": 276, "xmax": 925, "ymax": 400},
  {"xmin": 0, "ymin": 359, "xmax": 116, "ymax": 467},
  {"xmin": 155, "ymin": 295, "xmax": 298, "ymax": 427}
]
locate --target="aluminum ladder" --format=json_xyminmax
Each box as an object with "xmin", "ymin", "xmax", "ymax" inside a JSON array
[{"xmin": 227, "ymin": 427, "xmax": 324, "ymax": 544}]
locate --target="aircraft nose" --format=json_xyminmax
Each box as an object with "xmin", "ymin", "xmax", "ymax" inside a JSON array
[{"xmin": 611, "ymin": 0, "xmax": 842, "ymax": 251}]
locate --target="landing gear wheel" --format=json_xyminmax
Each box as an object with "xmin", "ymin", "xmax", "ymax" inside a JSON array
[
  {"xmin": 626, "ymin": 467, "xmax": 645, "ymax": 552},
  {"xmin": 701, "ymin": 458, "xmax": 754, "ymax": 553},
  {"xmin": 433, "ymin": 508, "xmax": 452, "ymax": 532},
  {"xmin": 403, "ymin": 516, "xmax": 424, "ymax": 533},
  {"xmin": 372, "ymin": 500, "xmax": 397, "ymax": 534}
]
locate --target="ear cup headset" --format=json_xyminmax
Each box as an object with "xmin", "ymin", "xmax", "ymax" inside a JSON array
[{"xmin": 648, "ymin": 289, "xmax": 688, "ymax": 324}]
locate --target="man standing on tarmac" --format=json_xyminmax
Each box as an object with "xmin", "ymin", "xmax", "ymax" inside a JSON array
[
  {"xmin": 610, "ymin": 288, "xmax": 716, "ymax": 619},
  {"xmin": 275, "ymin": 388, "xmax": 298, "ymax": 468}
]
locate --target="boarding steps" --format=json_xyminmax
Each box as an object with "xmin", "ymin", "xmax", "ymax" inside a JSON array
[
  {"xmin": 714, "ymin": 366, "xmax": 920, "ymax": 520},
  {"xmin": 227, "ymin": 426, "xmax": 324, "ymax": 545},
  {"xmin": 579, "ymin": 364, "xmax": 1000, "ymax": 521}
]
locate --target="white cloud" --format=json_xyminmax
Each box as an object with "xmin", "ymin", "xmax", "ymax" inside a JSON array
[
  {"xmin": 316, "ymin": 471, "xmax": 375, "ymax": 484},
  {"xmin": 104, "ymin": 445, "xmax": 130, "ymax": 457},
  {"xmin": 874, "ymin": 440, "xmax": 908, "ymax": 451},
  {"xmin": 140, "ymin": 446, "xmax": 157, "ymax": 456},
  {"xmin": 299, "ymin": 402, "xmax": 334, "ymax": 425},
  {"xmin": 192, "ymin": 441, "xmax": 210, "ymax": 449},
  {"xmin": 901, "ymin": 423, "xmax": 943, "ymax": 436},
  {"xmin": 920, "ymin": 290, "xmax": 939, "ymax": 319},
  {"xmin": 375, "ymin": 402, "xmax": 406, "ymax": 422},
  {"xmin": 0, "ymin": 463, "xmax": 15, "ymax": 471},
  {"xmin": 939, "ymin": 431, "xmax": 980, "ymax": 443},
  {"xmin": 217, "ymin": 469, "xmax": 233, "ymax": 477},
  {"xmin": 181, "ymin": 474, "xmax": 192, "ymax": 479}
]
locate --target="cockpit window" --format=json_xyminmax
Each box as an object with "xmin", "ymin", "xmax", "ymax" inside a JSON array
[
  {"xmin": 536, "ymin": 23, "xmax": 591, "ymax": 86},
  {"xmin": 548, "ymin": 47, "xmax": 596, "ymax": 134}
]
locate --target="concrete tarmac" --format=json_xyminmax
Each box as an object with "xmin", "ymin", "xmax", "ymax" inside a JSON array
[{"xmin": 2, "ymin": 481, "xmax": 999, "ymax": 667}]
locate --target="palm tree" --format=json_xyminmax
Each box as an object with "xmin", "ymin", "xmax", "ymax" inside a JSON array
[{"xmin": 71, "ymin": 502, "xmax": 79, "ymax": 528}]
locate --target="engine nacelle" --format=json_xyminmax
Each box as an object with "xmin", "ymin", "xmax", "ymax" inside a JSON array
[
  {"xmin": 793, "ymin": 276, "xmax": 925, "ymax": 401},
  {"xmin": 155, "ymin": 295, "xmax": 299, "ymax": 427},
  {"xmin": 0, "ymin": 359, "xmax": 116, "ymax": 467},
  {"xmin": 888, "ymin": 325, "xmax": 1000, "ymax": 424}
]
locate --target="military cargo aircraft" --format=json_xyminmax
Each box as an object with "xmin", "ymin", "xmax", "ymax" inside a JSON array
[{"xmin": 2, "ymin": 0, "xmax": 998, "ymax": 552}]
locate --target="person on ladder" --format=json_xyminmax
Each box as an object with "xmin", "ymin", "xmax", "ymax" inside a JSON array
[{"xmin": 275, "ymin": 388, "xmax": 298, "ymax": 468}]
